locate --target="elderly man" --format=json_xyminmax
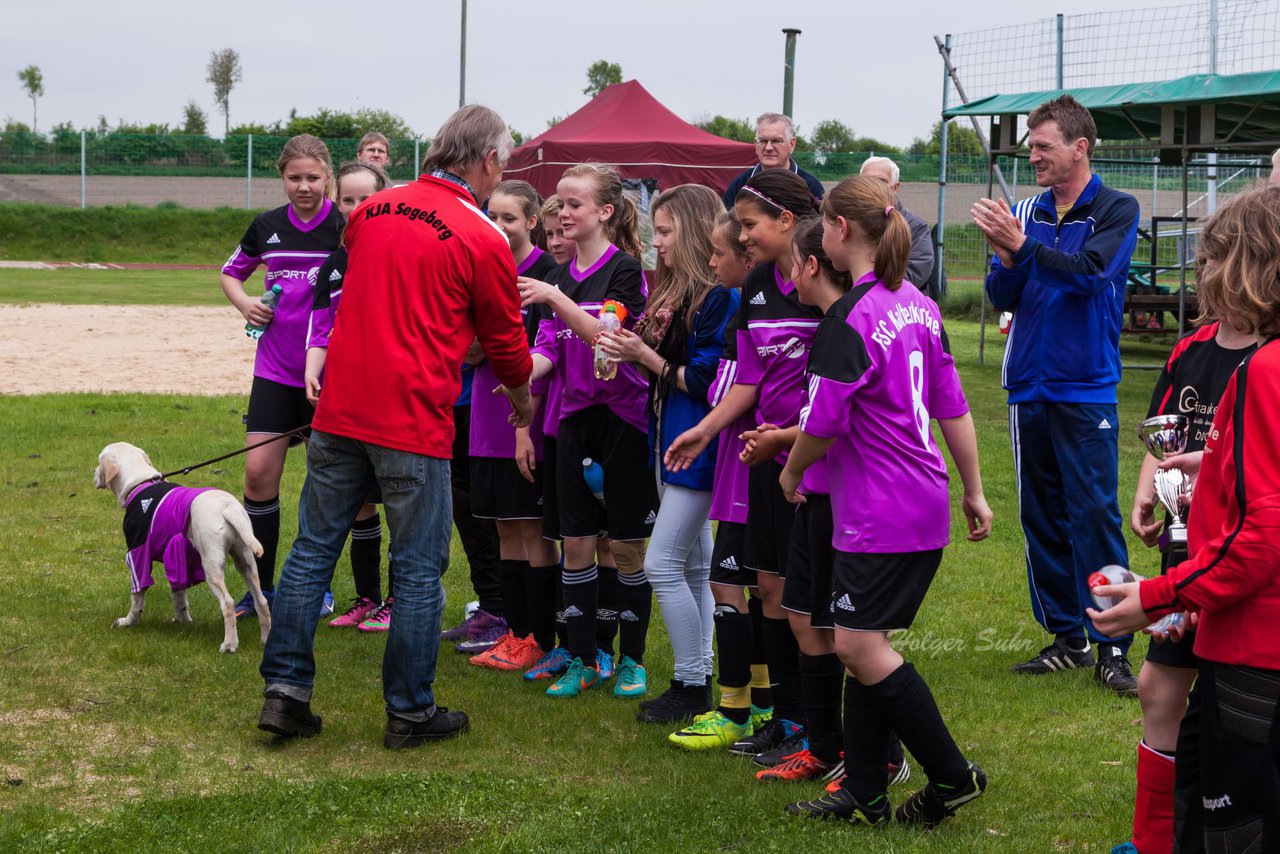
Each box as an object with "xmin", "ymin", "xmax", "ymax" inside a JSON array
[
  {"xmin": 722, "ymin": 112, "xmax": 825, "ymax": 208},
  {"xmin": 860, "ymin": 155, "xmax": 936, "ymax": 295},
  {"xmin": 973, "ymin": 95, "xmax": 1141, "ymax": 697},
  {"xmin": 257, "ymin": 105, "xmax": 534, "ymax": 748}
]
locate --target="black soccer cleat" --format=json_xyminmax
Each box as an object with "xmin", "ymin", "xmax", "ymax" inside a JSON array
[
  {"xmin": 1095, "ymin": 645, "xmax": 1139, "ymax": 698},
  {"xmin": 785, "ymin": 786, "xmax": 891, "ymax": 825},
  {"xmin": 895, "ymin": 762, "xmax": 987, "ymax": 826},
  {"xmin": 1011, "ymin": 641, "xmax": 1095, "ymax": 675}
]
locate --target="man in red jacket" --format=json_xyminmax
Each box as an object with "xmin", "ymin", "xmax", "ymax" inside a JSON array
[
  {"xmin": 258, "ymin": 105, "xmax": 533, "ymax": 749},
  {"xmin": 1090, "ymin": 185, "xmax": 1280, "ymax": 853}
]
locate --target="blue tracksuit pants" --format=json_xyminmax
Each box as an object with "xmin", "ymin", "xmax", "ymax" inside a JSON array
[{"xmin": 1010, "ymin": 401, "xmax": 1132, "ymax": 651}]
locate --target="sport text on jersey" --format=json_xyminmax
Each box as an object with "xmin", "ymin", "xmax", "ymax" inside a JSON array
[
  {"xmin": 755, "ymin": 337, "xmax": 807, "ymax": 360},
  {"xmin": 364, "ymin": 201, "xmax": 455, "ymax": 241},
  {"xmin": 869, "ymin": 301, "xmax": 942, "ymax": 351}
]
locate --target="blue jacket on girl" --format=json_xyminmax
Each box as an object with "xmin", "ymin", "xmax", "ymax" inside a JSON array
[{"xmin": 649, "ymin": 285, "xmax": 739, "ymax": 491}]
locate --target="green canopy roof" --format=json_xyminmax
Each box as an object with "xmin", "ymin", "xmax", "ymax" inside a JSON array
[{"xmin": 943, "ymin": 70, "xmax": 1280, "ymax": 148}]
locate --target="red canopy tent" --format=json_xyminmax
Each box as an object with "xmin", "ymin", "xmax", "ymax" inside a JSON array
[{"xmin": 504, "ymin": 80, "xmax": 757, "ymax": 198}]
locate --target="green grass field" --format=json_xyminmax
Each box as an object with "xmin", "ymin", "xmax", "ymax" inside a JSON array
[{"xmin": 0, "ymin": 271, "xmax": 1173, "ymax": 852}]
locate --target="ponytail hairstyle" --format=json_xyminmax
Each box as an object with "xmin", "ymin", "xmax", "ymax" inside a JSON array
[
  {"xmin": 736, "ymin": 168, "xmax": 821, "ymax": 223},
  {"xmin": 792, "ymin": 218, "xmax": 851, "ymax": 293},
  {"xmin": 713, "ymin": 209, "xmax": 751, "ymax": 266},
  {"xmin": 644, "ymin": 183, "xmax": 722, "ymax": 339},
  {"xmin": 822, "ymin": 175, "xmax": 911, "ymax": 290},
  {"xmin": 492, "ymin": 178, "xmax": 547, "ymax": 250},
  {"xmin": 277, "ymin": 134, "xmax": 335, "ymax": 199},
  {"xmin": 561, "ymin": 163, "xmax": 643, "ymax": 260}
]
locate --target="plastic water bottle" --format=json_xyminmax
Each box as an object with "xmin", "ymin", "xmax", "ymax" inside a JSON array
[
  {"xmin": 582, "ymin": 457, "xmax": 605, "ymax": 506},
  {"xmin": 594, "ymin": 303, "xmax": 622, "ymax": 381},
  {"xmin": 245, "ymin": 284, "xmax": 283, "ymax": 339},
  {"xmin": 1087, "ymin": 565, "xmax": 1142, "ymax": 610},
  {"xmin": 1088, "ymin": 565, "xmax": 1187, "ymax": 634}
]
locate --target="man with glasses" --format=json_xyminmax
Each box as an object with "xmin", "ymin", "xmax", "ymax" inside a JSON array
[{"xmin": 721, "ymin": 112, "xmax": 825, "ymax": 208}]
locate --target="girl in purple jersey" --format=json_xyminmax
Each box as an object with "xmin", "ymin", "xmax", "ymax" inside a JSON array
[
  {"xmin": 666, "ymin": 169, "xmax": 821, "ymax": 761},
  {"xmin": 598, "ymin": 184, "xmax": 737, "ymax": 724},
  {"xmin": 519, "ymin": 164, "xmax": 657, "ymax": 700},
  {"xmin": 220, "ymin": 134, "xmax": 343, "ymax": 619},
  {"xmin": 467, "ymin": 180, "xmax": 562, "ymax": 673},
  {"xmin": 779, "ymin": 175, "xmax": 992, "ymax": 828}
]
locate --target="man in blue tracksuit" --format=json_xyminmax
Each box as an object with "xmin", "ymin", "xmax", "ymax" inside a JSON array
[{"xmin": 973, "ymin": 95, "xmax": 1140, "ymax": 697}]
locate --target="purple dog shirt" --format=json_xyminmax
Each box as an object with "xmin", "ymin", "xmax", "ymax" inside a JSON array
[{"xmin": 123, "ymin": 481, "xmax": 214, "ymax": 593}]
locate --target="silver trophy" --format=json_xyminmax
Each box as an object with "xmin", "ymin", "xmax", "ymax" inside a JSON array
[{"xmin": 1138, "ymin": 415, "xmax": 1190, "ymax": 552}]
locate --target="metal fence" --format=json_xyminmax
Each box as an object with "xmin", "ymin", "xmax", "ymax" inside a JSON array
[{"xmin": 0, "ymin": 130, "xmax": 1273, "ymax": 279}]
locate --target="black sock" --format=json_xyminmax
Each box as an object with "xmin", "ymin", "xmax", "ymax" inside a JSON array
[
  {"xmin": 526, "ymin": 564, "xmax": 559, "ymax": 652},
  {"xmin": 554, "ymin": 568, "xmax": 567, "ymax": 646},
  {"xmin": 1056, "ymin": 631, "xmax": 1088, "ymax": 653},
  {"xmin": 595, "ymin": 564, "xmax": 620, "ymax": 655},
  {"xmin": 498, "ymin": 558, "xmax": 530, "ymax": 637},
  {"xmin": 244, "ymin": 495, "xmax": 280, "ymax": 592},
  {"xmin": 349, "ymin": 513, "xmax": 382, "ymax": 603},
  {"xmin": 762, "ymin": 616, "xmax": 804, "ymax": 727},
  {"xmin": 800, "ymin": 652, "xmax": 844, "ymax": 763},
  {"xmin": 889, "ymin": 733, "xmax": 905, "ymax": 766},
  {"xmin": 561, "ymin": 565, "xmax": 598, "ymax": 662},
  {"xmin": 747, "ymin": 596, "xmax": 772, "ymax": 709},
  {"xmin": 715, "ymin": 607, "xmax": 753, "ymax": 724},
  {"xmin": 867, "ymin": 662, "xmax": 968, "ymax": 786},
  {"xmin": 842, "ymin": 676, "xmax": 892, "ymax": 805},
  {"xmin": 617, "ymin": 569, "xmax": 652, "ymax": 663}
]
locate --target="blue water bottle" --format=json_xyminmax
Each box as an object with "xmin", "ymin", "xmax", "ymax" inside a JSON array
[{"xmin": 582, "ymin": 458, "xmax": 605, "ymax": 506}]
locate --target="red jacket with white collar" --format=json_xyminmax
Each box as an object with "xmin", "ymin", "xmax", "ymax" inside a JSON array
[
  {"xmin": 313, "ymin": 174, "xmax": 532, "ymax": 458},
  {"xmin": 1140, "ymin": 336, "xmax": 1280, "ymax": 669}
]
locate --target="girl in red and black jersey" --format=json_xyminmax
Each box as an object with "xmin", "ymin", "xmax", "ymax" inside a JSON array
[
  {"xmin": 666, "ymin": 169, "xmax": 822, "ymax": 759},
  {"xmin": 1091, "ymin": 185, "xmax": 1280, "ymax": 853},
  {"xmin": 467, "ymin": 180, "xmax": 561, "ymax": 672},
  {"xmin": 519, "ymin": 164, "xmax": 657, "ymax": 699},
  {"xmin": 1114, "ymin": 243, "xmax": 1259, "ymax": 854},
  {"xmin": 220, "ymin": 134, "xmax": 343, "ymax": 618}
]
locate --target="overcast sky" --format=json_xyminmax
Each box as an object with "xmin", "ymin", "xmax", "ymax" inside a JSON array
[{"xmin": 4, "ymin": 0, "xmax": 1182, "ymax": 148}]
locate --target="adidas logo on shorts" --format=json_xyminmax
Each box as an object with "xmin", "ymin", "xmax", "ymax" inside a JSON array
[
  {"xmin": 266, "ymin": 232, "xmax": 281, "ymax": 244},
  {"xmin": 644, "ymin": 510, "xmax": 658, "ymax": 525},
  {"xmin": 749, "ymin": 291, "xmax": 767, "ymax": 306},
  {"xmin": 1098, "ymin": 418, "xmax": 1112, "ymax": 429},
  {"xmin": 720, "ymin": 555, "xmax": 739, "ymax": 570},
  {"xmin": 620, "ymin": 610, "xmax": 639, "ymax": 622},
  {"xmin": 328, "ymin": 268, "xmax": 342, "ymax": 282},
  {"xmin": 835, "ymin": 594, "xmax": 856, "ymax": 612},
  {"xmin": 563, "ymin": 605, "xmax": 583, "ymax": 618}
]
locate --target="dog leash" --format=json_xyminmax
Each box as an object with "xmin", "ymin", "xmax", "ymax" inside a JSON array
[{"xmin": 154, "ymin": 426, "xmax": 311, "ymax": 481}]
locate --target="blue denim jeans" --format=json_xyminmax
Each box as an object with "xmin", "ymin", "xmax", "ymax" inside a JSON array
[{"xmin": 260, "ymin": 430, "xmax": 452, "ymax": 721}]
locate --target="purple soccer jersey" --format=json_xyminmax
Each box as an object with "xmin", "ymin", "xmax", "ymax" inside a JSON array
[
  {"xmin": 799, "ymin": 274, "xmax": 968, "ymax": 553},
  {"xmin": 707, "ymin": 354, "xmax": 752, "ymax": 524},
  {"xmin": 733, "ymin": 262, "xmax": 823, "ymax": 463},
  {"xmin": 122, "ymin": 481, "xmax": 215, "ymax": 593},
  {"xmin": 530, "ymin": 245, "xmax": 649, "ymax": 434},
  {"xmin": 307, "ymin": 246, "xmax": 347, "ymax": 350},
  {"xmin": 222, "ymin": 200, "xmax": 343, "ymax": 387},
  {"xmin": 471, "ymin": 248, "xmax": 555, "ymax": 458}
]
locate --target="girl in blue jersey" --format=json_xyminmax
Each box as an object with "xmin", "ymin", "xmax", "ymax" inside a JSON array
[
  {"xmin": 519, "ymin": 164, "xmax": 657, "ymax": 700},
  {"xmin": 468, "ymin": 180, "xmax": 562, "ymax": 672},
  {"xmin": 666, "ymin": 169, "xmax": 822, "ymax": 762},
  {"xmin": 598, "ymin": 184, "xmax": 737, "ymax": 723},
  {"xmin": 220, "ymin": 134, "xmax": 342, "ymax": 619}
]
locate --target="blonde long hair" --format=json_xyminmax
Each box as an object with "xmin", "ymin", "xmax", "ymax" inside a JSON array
[{"xmin": 644, "ymin": 184, "xmax": 722, "ymax": 338}]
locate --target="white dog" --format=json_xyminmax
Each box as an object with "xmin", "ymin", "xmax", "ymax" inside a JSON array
[{"xmin": 94, "ymin": 442, "xmax": 271, "ymax": 653}]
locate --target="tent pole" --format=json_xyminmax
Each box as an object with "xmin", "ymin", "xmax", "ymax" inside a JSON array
[{"xmin": 782, "ymin": 29, "xmax": 801, "ymax": 118}]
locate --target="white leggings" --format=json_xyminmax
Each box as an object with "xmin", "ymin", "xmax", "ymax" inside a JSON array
[{"xmin": 645, "ymin": 482, "xmax": 714, "ymax": 684}]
